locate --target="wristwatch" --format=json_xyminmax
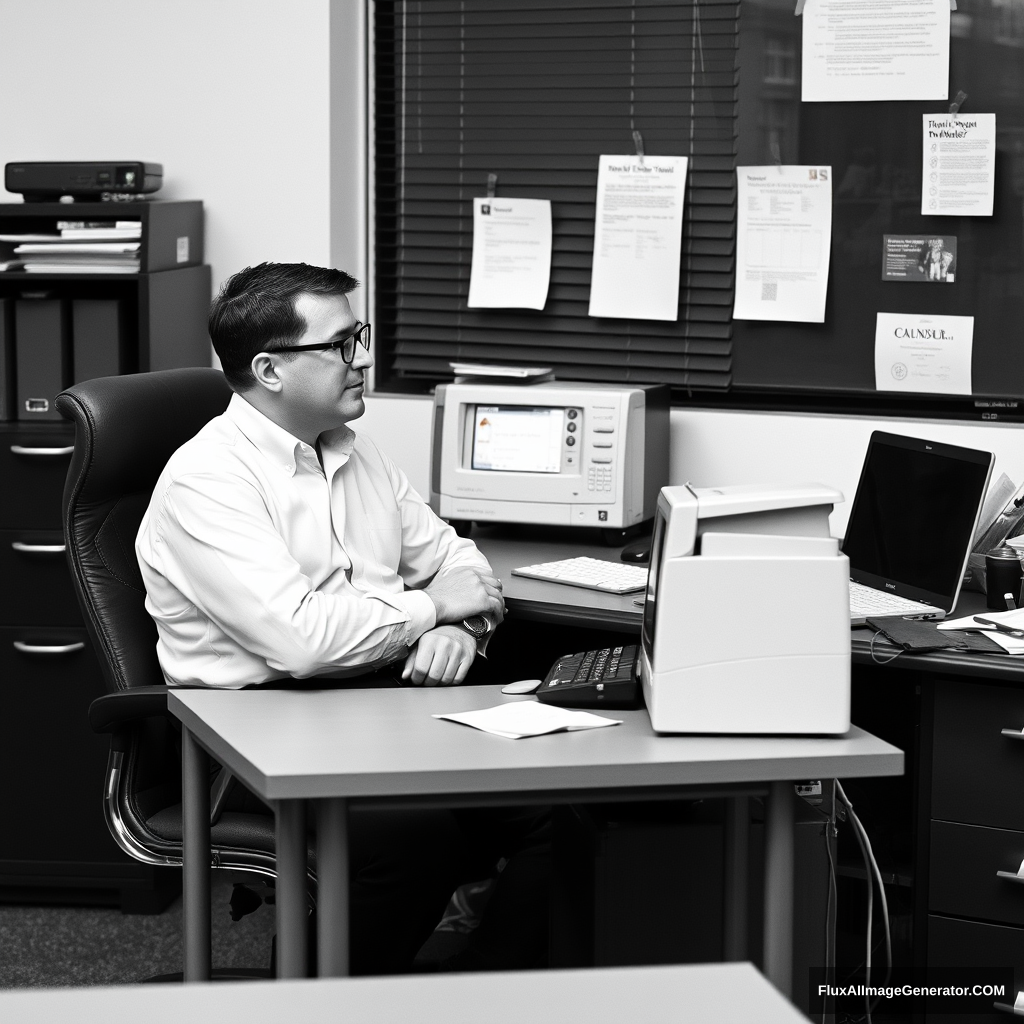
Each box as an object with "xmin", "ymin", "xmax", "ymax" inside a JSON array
[{"xmin": 456, "ymin": 614, "xmax": 490, "ymax": 639}]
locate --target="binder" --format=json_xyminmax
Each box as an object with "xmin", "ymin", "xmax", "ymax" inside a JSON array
[
  {"xmin": 15, "ymin": 298, "xmax": 69, "ymax": 421},
  {"xmin": 0, "ymin": 298, "xmax": 12, "ymax": 420},
  {"xmin": 72, "ymin": 299, "xmax": 126, "ymax": 383}
]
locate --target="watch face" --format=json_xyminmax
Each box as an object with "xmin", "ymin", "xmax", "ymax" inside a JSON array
[{"xmin": 463, "ymin": 615, "xmax": 488, "ymax": 637}]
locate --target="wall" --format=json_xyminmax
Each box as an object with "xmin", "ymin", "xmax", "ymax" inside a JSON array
[
  {"xmin": 0, "ymin": 0, "xmax": 333, "ymax": 294},
  {"xmin": 359, "ymin": 393, "xmax": 1024, "ymax": 537}
]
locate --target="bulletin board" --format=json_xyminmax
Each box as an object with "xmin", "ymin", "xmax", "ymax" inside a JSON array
[{"xmin": 729, "ymin": 0, "xmax": 1024, "ymax": 421}]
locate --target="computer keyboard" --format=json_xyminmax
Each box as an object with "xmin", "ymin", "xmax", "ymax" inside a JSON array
[
  {"xmin": 537, "ymin": 644, "xmax": 641, "ymax": 709},
  {"xmin": 511, "ymin": 556, "xmax": 648, "ymax": 594},
  {"xmin": 849, "ymin": 580, "xmax": 940, "ymax": 619}
]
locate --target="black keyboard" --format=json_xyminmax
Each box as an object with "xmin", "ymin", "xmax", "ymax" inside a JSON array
[{"xmin": 536, "ymin": 644, "xmax": 641, "ymax": 709}]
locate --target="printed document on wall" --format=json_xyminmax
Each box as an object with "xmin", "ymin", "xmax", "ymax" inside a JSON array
[
  {"xmin": 922, "ymin": 114, "xmax": 996, "ymax": 216},
  {"xmin": 733, "ymin": 166, "xmax": 832, "ymax": 323},
  {"xmin": 874, "ymin": 312, "xmax": 974, "ymax": 395},
  {"xmin": 801, "ymin": 0, "xmax": 950, "ymax": 103},
  {"xmin": 467, "ymin": 198, "xmax": 552, "ymax": 310},
  {"xmin": 588, "ymin": 155, "xmax": 687, "ymax": 321}
]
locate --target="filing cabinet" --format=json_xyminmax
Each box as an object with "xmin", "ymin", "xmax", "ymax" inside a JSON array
[{"xmin": 927, "ymin": 678, "xmax": 1024, "ymax": 1020}]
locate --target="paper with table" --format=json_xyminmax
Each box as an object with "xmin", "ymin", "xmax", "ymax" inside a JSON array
[
  {"xmin": 733, "ymin": 166, "xmax": 832, "ymax": 323},
  {"xmin": 801, "ymin": 0, "xmax": 951, "ymax": 103},
  {"xmin": 939, "ymin": 608, "xmax": 1024, "ymax": 655},
  {"xmin": 467, "ymin": 197, "xmax": 552, "ymax": 310},
  {"xmin": 922, "ymin": 114, "xmax": 996, "ymax": 217},
  {"xmin": 434, "ymin": 700, "xmax": 622, "ymax": 739},
  {"xmin": 874, "ymin": 312, "xmax": 973, "ymax": 395},
  {"xmin": 588, "ymin": 154, "xmax": 688, "ymax": 321}
]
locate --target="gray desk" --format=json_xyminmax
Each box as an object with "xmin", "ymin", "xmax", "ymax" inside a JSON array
[
  {"xmin": 0, "ymin": 961, "xmax": 810, "ymax": 1024},
  {"xmin": 168, "ymin": 684, "xmax": 902, "ymax": 997}
]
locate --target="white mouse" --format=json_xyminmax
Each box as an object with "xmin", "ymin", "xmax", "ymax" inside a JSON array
[{"xmin": 501, "ymin": 678, "xmax": 543, "ymax": 695}]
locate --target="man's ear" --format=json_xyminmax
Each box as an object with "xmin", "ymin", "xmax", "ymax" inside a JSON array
[{"xmin": 250, "ymin": 352, "xmax": 285, "ymax": 393}]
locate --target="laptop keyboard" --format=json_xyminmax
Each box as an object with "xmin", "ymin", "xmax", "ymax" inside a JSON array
[{"xmin": 849, "ymin": 580, "xmax": 939, "ymax": 618}]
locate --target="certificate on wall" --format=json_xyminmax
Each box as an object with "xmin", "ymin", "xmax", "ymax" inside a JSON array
[
  {"xmin": 874, "ymin": 312, "xmax": 974, "ymax": 395},
  {"xmin": 467, "ymin": 197, "xmax": 552, "ymax": 310},
  {"xmin": 733, "ymin": 166, "xmax": 832, "ymax": 323},
  {"xmin": 801, "ymin": 0, "xmax": 950, "ymax": 103},
  {"xmin": 588, "ymin": 155, "xmax": 688, "ymax": 321},
  {"xmin": 922, "ymin": 114, "xmax": 996, "ymax": 216}
]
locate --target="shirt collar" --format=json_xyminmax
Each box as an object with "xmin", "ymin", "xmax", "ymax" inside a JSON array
[{"xmin": 225, "ymin": 393, "xmax": 356, "ymax": 477}]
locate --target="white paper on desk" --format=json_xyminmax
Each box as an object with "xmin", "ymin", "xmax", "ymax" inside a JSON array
[
  {"xmin": 801, "ymin": 0, "xmax": 950, "ymax": 103},
  {"xmin": 733, "ymin": 166, "xmax": 831, "ymax": 323},
  {"xmin": 467, "ymin": 198, "xmax": 552, "ymax": 310},
  {"xmin": 874, "ymin": 312, "xmax": 973, "ymax": 395},
  {"xmin": 433, "ymin": 700, "xmax": 621, "ymax": 739},
  {"xmin": 588, "ymin": 155, "xmax": 687, "ymax": 321},
  {"xmin": 922, "ymin": 114, "xmax": 996, "ymax": 216},
  {"xmin": 938, "ymin": 608, "xmax": 1024, "ymax": 654}
]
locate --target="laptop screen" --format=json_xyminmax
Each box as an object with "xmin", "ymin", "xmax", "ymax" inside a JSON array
[{"xmin": 842, "ymin": 431, "xmax": 992, "ymax": 609}]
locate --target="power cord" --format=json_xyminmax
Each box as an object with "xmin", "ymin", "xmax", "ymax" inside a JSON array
[
  {"xmin": 835, "ymin": 781, "xmax": 892, "ymax": 1024},
  {"xmin": 869, "ymin": 629, "xmax": 903, "ymax": 665}
]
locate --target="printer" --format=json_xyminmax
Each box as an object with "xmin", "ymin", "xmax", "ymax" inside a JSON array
[{"xmin": 640, "ymin": 482, "xmax": 851, "ymax": 735}]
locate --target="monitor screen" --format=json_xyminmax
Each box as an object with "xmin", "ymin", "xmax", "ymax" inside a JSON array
[
  {"xmin": 842, "ymin": 436, "xmax": 991, "ymax": 598},
  {"xmin": 641, "ymin": 506, "xmax": 667, "ymax": 658},
  {"xmin": 471, "ymin": 405, "xmax": 565, "ymax": 473}
]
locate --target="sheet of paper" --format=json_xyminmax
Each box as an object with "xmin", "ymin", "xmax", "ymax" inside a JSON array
[
  {"xmin": 467, "ymin": 197, "xmax": 552, "ymax": 310},
  {"xmin": 588, "ymin": 155, "xmax": 688, "ymax": 321},
  {"xmin": 922, "ymin": 114, "xmax": 996, "ymax": 216},
  {"xmin": 433, "ymin": 700, "xmax": 622, "ymax": 739},
  {"xmin": 874, "ymin": 312, "xmax": 973, "ymax": 395},
  {"xmin": 882, "ymin": 235, "xmax": 956, "ymax": 284},
  {"xmin": 733, "ymin": 166, "xmax": 832, "ymax": 323},
  {"xmin": 938, "ymin": 607, "xmax": 1024, "ymax": 654},
  {"xmin": 801, "ymin": 0, "xmax": 950, "ymax": 103}
]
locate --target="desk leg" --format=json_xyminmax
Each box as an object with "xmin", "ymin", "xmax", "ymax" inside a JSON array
[
  {"xmin": 275, "ymin": 799, "xmax": 308, "ymax": 978},
  {"xmin": 181, "ymin": 727, "xmax": 211, "ymax": 983},
  {"xmin": 764, "ymin": 780, "xmax": 795, "ymax": 997},
  {"xmin": 317, "ymin": 798, "xmax": 349, "ymax": 977},
  {"xmin": 723, "ymin": 796, "xmax": 749, "ymax": 961}
]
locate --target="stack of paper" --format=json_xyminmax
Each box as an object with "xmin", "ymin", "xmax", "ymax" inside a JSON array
[
  {"xmin": 938, "ymin": 608, "xmax": 1024, "ymax": 654},
  {"xmin": 433, "ymin": 700, "xmax": 621, "ymax": 739},
  {"xmin": 0, "ymin": 220, "xmax": 142, "ymax": 273}
]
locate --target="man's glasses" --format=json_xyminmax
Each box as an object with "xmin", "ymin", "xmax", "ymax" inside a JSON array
[{"xmin": 265, "ymin": 322, "xmax": 371, "ymax": 364}]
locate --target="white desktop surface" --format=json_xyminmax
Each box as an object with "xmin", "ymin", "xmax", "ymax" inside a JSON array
[
  {"xmin": 168, "ymin": 685, "xmax": 903, "ymax": 802},
  {"xmin": 0, "ymin": 961, "xmax": 810, "ymax": 1024}
]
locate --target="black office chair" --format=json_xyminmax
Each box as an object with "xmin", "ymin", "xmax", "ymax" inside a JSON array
[{"xmin": 55, "ymin": 369, "xmax": 312, "ymax": 950}]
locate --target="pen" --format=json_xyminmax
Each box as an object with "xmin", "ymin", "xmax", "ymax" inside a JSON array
[{"xmin": 973, "ymin": 616, "xmax": 1024, "ymax": 638}]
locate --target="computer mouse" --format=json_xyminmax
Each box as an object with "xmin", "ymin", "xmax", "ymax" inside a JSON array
[
  {"xmin": 620, "ymin": 538, "xmax": 651, "ymax": 564},
  {"xmin": 501, "ymin": 678, "xmax": 543, "ymax": 695}
]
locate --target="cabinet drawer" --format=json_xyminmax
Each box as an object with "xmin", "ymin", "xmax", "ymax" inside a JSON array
[
  {"xmin": 0, "ymin": 625, "xmax": 115, "ymax": 861},
  {"xmin": 0, "ymin": 426, "xmax": 74, "ymax": 530},
  {"xmin": 927, "ymin": 915, "xmax": 1024, "ymax": 1023},
  {"xmin": 931, "ymin": 820, "xmax": 1024, "ymax": 927},
  {"xmin": 0, "ymin": 529, "xmax": 82, "ymax": 625},
  {"xmin": 933, "ymin": 679, "xmax": 1024, "ymax": 831}
]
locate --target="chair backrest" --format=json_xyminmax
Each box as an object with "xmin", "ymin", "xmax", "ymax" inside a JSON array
[{"xmin": 56, "ymin": 368, "xmax": 232, "ymax": 692}]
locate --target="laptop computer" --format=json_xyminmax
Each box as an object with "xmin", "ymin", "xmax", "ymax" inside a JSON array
[{"xmin": 843, "ymin": 431, "xmax": 993, "ymax": 626}]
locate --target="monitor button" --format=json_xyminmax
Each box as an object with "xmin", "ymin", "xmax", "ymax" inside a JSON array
[{"xmin": 566, "ymin": 436, "xmax": 576, "ymax": 446}]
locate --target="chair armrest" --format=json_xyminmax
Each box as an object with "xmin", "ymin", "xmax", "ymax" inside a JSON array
[{"xmin": 89, "ymin": 686, "xmax": 169, "ymax": 734}]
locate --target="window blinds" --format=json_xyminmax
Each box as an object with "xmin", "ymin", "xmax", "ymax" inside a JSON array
[{"xmin": 372, "ymin": 0, "xmax": 738, "ymax": 391}]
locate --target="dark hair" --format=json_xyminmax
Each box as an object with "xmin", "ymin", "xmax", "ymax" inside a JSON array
[{"xmin": 209, "ymin": 263, "xmax": 359, "ymax": 390}]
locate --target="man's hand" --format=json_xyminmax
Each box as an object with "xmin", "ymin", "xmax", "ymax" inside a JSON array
[
  {"xmin": 423, "ymin": 566, "xmax": 504, "ymax": 626},
  {"xmin": 402, "ymin": 625, "xmax": 476, "ymax": 686}
]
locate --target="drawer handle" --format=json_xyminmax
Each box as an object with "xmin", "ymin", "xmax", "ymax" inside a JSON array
[
  {"xmin": 13, "ymin": 641, "xmax": 85, "ymax": 655},
  {"xmin": 10, "ymin": 445, "xmax": 74, "ymax": 457},
  {"xmin": 1002, "ymin": 728, "xmax": 1024, "ymax": 741},
  {"xmin": 11, "ymin": 542, "xmax": 66, "ymax": 554}
]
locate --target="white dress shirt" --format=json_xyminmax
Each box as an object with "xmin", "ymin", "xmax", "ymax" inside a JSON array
[{"xmin": 136, "ymin": 393, "xmax": 491, "ymax": 688}]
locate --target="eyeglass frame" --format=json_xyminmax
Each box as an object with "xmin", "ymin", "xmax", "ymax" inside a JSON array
[{"xmin": 263, "ymin": 322, "xmax": 371, "ymax": 364}]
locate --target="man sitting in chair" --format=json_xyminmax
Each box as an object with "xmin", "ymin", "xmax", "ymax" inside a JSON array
[{"xmin": 136, "ymin": 262, "xmax": 548, "ymax": 974}]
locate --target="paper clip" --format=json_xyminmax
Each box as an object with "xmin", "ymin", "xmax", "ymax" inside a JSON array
[
  {"xmin": 949, "ymin": 90, "xmax": 967, "ymax": 116},
  {"xmin": 632, "ymin": 130, "xmax": 645, "ymax": 166},
  {"xmin": 486, "ymin": 173, "xmax": 498, "ymax": 198},
  {"xmin": 794, "ymin": 0, "xmax": 805, "ymax": 14}
]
